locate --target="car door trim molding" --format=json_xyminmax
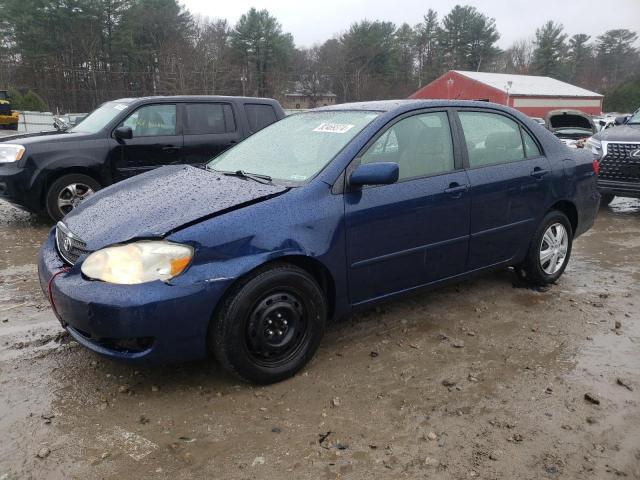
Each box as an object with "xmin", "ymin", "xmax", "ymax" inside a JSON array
[
  {"xmin": 351, "ymin": 256, "xmax": 514, "ymax": 308},
  {"xmin": 350, "ymin": 233, "xmax": 469, "ymax": 269},
  {"xmin": 469, "ymin": 217, "xmax": 534, "ymax": 239}
]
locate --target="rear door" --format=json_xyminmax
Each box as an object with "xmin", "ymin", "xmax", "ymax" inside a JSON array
[
  {"xmin": 456, "ymin": 109, "xmax": 551, "ymax": 270},
  {"xmin": 182, "ymin": 102, "xmax": 242, "ymax": 165},
  {"xmin": 112, "ymin": 103, "xmax": 183, "ymax": 179},
  {"xmin": 344, "ymin": 110, "xmax": 471, "ymax": 304}
]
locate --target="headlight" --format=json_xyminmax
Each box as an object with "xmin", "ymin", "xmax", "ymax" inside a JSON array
[
  {"xmin": 81, "ymin": 241, "xmax": 193, "ymax": 285},
  {"xmin": 0, "ymin": 144, "xmax": 25, "ymax": 163},
  {"xmin": 586, "ymin": 137, "xmax": 603, "ymax": 158}
]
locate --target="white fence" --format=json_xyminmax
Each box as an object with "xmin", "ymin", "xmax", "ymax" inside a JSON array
[
  {"xmin": 14, "ymin": 111, "xmax": 86, "ymax": 133},
  {"xmin": 15, "ymin": 111, "xmax": 54, "ymax": 133}
]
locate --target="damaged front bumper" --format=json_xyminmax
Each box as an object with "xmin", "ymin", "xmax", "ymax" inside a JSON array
[{"xmin": 37, "ymin": 229, "xmax": 231, "ymax": 363}]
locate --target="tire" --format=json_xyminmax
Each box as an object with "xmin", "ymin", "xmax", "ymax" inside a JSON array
[
  {"xmin": 209, "ymin": 263, "xmax": 327, "ymax": 384},
  {"xmin": 45, "ymin": 174, "xmax": 101, "ymax": 222},
  {"xmin": 600, "ymin": 193, "xmax": 615, "ymax": 207},
  {"xmin": 9, "ymin": 123, "xmax": 18, "ymax": 131},
  {"xmin": 521, "ymin": 210, "xmax": 573, "ymax": 286}
]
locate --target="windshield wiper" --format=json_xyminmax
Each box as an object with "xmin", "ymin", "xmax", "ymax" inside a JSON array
[{"xmin": 219, "ymin": 169, "xmax": 273, "ymax": 184}]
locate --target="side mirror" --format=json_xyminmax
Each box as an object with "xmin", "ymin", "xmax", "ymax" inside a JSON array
[
  {"xmin": 614, "ymin": 115, "xmax": 629, "ymax": 126},
  {"xmin": 114, "ymin": 126, "xmax": 133, "ymax": 140},
  {"xmin": 349, "ymin": 162, "xmax": 399, "ymax": 187}
]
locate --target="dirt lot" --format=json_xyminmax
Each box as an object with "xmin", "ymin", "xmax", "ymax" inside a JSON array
[{"xmin": 0, "ymin": 197, "xmax": 639, "ymax": 480}]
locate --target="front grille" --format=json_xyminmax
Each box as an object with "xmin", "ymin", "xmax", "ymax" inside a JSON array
[
  {"xmin": 0, "ymin": 104, "xmax": 10, "ymax": 116},
  {"xmin": 55, "ymin": 222, "xmax": 90, "ymax": 265},
  {"xmin": 599, "ymin": 142, "xmax": 640, "ymax": 182}
]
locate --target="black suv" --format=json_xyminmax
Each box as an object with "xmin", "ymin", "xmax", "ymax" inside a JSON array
[
  {"xmin": 588, "ymin": 108, "xmax": 640, "ymax": 205},
  {"xmin": 0, "ymin": 96, "xmax": 285, "ymax": 220}
]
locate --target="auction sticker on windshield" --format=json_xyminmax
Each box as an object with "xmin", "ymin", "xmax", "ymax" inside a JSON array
[{"xmin": 313, "ymin": 123, "xmax": 355, "ymax": 134}]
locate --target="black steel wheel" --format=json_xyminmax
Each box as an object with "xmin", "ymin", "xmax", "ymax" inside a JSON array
[
  {"xmin": 245, "ymin": 291, "xmax": 309, "ymax": 367},
  {"xmin": 209, "ymin": 263, "xmax": 326, "ymax": 384}
]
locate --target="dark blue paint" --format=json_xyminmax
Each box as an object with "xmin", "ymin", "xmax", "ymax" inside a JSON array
[
  {"xmin": 349, "ymin": 162, "xmax": 399, "ymax": 186},
  {"xmin": 37, "ymin": 100, "xmax": 600, "ymax": 364}
]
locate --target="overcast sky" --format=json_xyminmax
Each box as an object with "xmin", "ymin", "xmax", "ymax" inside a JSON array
[{"xmin": 181, "ymin": 0, "xmax": 640, "ymax": 49}]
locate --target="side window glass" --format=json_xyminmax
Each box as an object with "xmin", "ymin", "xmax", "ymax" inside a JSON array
[
  {"xmin": 360, "ymin": 112, "xmax": 454, "ymax": 180},
  {"xmin": 122, "ymin": 104, "xmax": 176, "ymax": 137},
  {"xmin": 458, "ymin": 111, "xmax": 525, "ymax": 167},
  {"xmin": 244, "ymin": 104, "xmax": 277, "ymax": 133},
  {"xmin": 522, "ymin": 128, "xmax": 541, "ymax": 157},
  {"xmin": 185, "ymin": 103, "xmax": 235, "ymax": 135},
  {"xmin": 368, "ymin": 129, "xmax": 399, "ymax": 155}
]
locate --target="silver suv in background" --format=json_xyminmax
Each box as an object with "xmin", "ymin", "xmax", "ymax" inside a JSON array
[{"xmin": 588, "ymin": 108, "xmax": 640, "ymax": 206}]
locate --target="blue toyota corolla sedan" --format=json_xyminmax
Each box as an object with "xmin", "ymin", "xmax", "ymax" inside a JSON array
[{"xmin": 38, "ymin": 100, "xmax": 600, "ymax": 384}]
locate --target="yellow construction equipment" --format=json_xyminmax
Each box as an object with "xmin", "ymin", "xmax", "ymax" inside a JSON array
[{"xmin": 0, "ymin": 90, "xmax": 19, "ymax": 131}]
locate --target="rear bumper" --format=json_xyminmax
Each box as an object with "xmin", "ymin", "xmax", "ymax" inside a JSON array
[
  {"xmin": 575, "ymin": 189, "xmax": 600, "ymax": 238},
  {"xmin": 37, "ymin": 230, "xmax": 232, "ymax": 364},
  {"xmin": 597, "ymin": 179, "xmax": 640, "ymax": 199}
]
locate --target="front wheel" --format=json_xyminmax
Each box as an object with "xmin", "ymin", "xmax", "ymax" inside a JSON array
[
  {"xmin": 45, "ymin": 174, "xmax": 101, "ymax": 222},
  {"xmin": 209, "ymin": 263, "xmax": 326, "ymax": 384},
  {"xmin": 520, "ymin": 211, "xmax": 573, "ymax": 286}
]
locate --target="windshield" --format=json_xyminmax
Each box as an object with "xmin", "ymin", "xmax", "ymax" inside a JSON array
[
  {"xmin": 208, "ymin": 111, "xmax": 380, "ymax": 184},
  {"xmin": 70, "ymin": 101, "xmax": 131, "ymax": 133},
  {"xmin": 628, "ymin": 110, "xmax": 640, "ymax": 125}
]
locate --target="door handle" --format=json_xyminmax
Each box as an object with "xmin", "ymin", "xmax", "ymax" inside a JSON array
[
  {"xmin": 444, "ymin": 183, "xmax": 469, "ymax": 195},
  {"xmin": 531, "ymin": 167, "xmax": 549, "ymax": 179}
]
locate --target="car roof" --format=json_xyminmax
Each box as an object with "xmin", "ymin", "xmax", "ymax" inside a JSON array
[
  {"xmin": 314, "ymin": 99, "xmax": 519, "ymax": 114},
  {"xmin": 110, "ymin": 95, "xmax": 279, "ymax": 104}
]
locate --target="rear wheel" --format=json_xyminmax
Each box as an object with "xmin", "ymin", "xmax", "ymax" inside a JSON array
[
  {"xmin": 600, "ymin": 193, "xmax": 615, "ymax": 207},
  {"xmin": 209, "ymin": 263, "xmax": 326, "ymax": 384},
  {"xmin": 45, "ymin": 174, "xmax": 101, "ymax": 222},
  {"xmin": 521, "ymin": 210, "xmax": 573, "ymax": 286}
]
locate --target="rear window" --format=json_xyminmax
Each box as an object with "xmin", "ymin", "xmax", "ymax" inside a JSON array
[
  {"xmin": 245, "ymin": 104, "xmax": 278, "ymax": 133},
  {"xmin": 184, "ymin": 103, "xmax": 235, "ymax": 135}
]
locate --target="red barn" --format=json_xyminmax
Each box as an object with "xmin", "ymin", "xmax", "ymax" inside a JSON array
[{"xmin": 411, "ymin": 70, "xmax": 603, "ymax": 117}]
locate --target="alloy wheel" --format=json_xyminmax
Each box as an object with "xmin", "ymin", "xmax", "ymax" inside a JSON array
[
  {"xmin": 539, "ymin": 222, "xmax": 569, "ymax": 275},
  {"xmin": 57, "ymin": 183, "xmax": 94, "ymax": 215}
]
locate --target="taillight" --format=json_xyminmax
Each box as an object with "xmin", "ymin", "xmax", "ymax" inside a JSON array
[{"xmin": 592, "ymin": 159, "xmax": 600, "ymax": 176}]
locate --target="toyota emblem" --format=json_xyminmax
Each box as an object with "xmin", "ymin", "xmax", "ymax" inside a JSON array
[{"xmin": 63, "ymin": 236, "xmax": 72, "ymax": 252}]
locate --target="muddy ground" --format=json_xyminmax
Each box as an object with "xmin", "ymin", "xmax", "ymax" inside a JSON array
[{"xmin": 0, "ymin": 197, "xmax": 639, "ymax": 480}]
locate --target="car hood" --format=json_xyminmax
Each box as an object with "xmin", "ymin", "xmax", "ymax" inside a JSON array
[
  {"xmin": 62, "ymin": 165, "xmax": 288, "ymax": 250},
  {"xmin": 545, "ymin": 110, "xmax": 596, "ymax": 134},
  {"xmin": 593, "ymin": 124, "xmax": 640, "ymax": 142},
  {"xmin": 0, "ymin": 130, "xmax": 93, "ymax": 145}
]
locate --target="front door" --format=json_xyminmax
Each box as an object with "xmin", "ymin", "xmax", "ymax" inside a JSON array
[
  {"xmin": 182, "ymin": 103, "xmax": 242, "ymax": 165},
  {"xmin": 456, "ymin": 110, "xmax": 552, "ymax": 270},
  {"xmin": 344, "ymin": 111, "xmax": 471, "ymax": 305},
  {"xmin": 112, "ymin": 103, "xmax": 183, "ymax": 179}
]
